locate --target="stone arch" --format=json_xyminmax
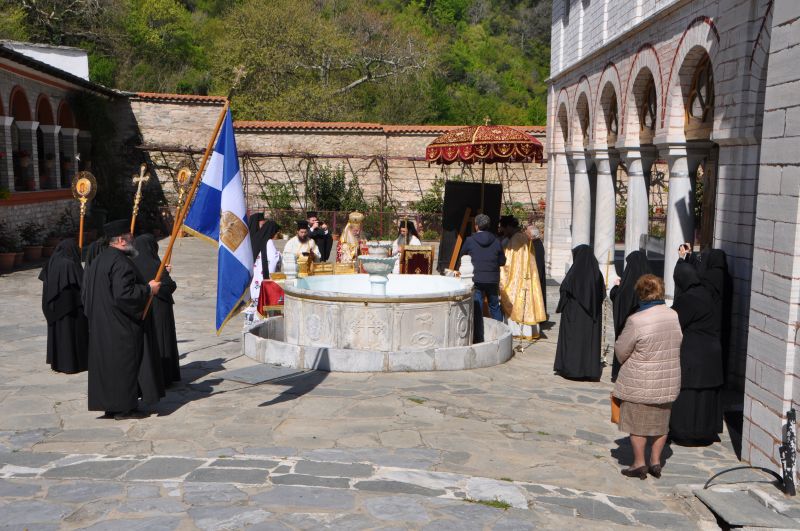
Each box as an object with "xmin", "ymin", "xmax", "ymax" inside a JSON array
[
  {"xmin": 57, "ymin": 101, "xmax": 76, "ymax": 128},
  {"xmin": 36, "ymin": 95, "xmax": 55, "ymax": 125},
  {"xmin": 571, "ymin": 77, "xmax": 592, "ymax": 150},
  {"xmin": 662, "ymin": 17, "xmax": 720, "ymax": 136},
  {"xmin": 621, "ymin": 44, "xmax": 663, "ymax": 145},
  {"xmin": 9, "ymin": 86, "xmax": 31, "ymax": 121},
  {"xmin": 592, "ymin": 64, "xmax": 623, "ymax": 148},
  {"xmin": 553, "ymin": 88, "xmax": 571, "ymax": 153},
  {"xmin": 0, "ymin": 93, "xmax": 4, "ymax": 115}
]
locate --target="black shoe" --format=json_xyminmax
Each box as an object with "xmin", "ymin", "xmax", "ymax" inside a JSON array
[
  {"xmin": 621, "ymin": 466, "xmax": 648, "ymax": 480},
  {"xmin": 648, "ymin": 464, "xmax": 662, "ymax": 478},
  {"xmin": 114, "ymin": 409, "xmax": 148, "ymax": 420}
]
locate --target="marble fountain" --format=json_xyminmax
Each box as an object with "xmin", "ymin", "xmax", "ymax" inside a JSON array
[{"xmin": 242, "ymin": 242, "xmax": 513, "ymax": 372}]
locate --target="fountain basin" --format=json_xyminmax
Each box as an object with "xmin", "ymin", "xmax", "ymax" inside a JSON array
[
  {"xmin": 281, "ymin": 274, "xmax": 473, "ymax": 352},
  {"xmin": 243, "ymin": 316, "xmax": 512, "ymax": 372}
]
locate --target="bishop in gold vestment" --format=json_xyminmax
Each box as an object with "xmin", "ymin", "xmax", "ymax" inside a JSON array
[{"xmin": 499, "ymin": 229, "xmax": 547, "ymax": 339}]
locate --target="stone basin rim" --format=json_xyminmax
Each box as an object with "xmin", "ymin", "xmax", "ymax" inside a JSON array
[{"xmin": 283, "ymin": 275, "xmax": 473, "ymax": 303}]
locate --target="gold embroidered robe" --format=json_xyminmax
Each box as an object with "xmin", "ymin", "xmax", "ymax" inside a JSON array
[{"xmin": 500, "ymin": 231, "xmax": 546, "ymax": 328}]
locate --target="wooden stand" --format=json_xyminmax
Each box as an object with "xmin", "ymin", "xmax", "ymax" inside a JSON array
[{"xmin": 448, "ymin": 207, "xmax": 472, "ymax": 271}]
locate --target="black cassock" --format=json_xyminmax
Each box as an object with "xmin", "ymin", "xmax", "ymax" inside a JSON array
[
  {"xmin": 310, "ymin": 227, "xmax": 333, "ymax": 262},
  {"xmin": 82, "ymin": 247, "xmax": 163, "ymax": 412},
  {"xmin": 39, "ymin": 239, "xmax": 89, "ymax": 374},
  {"xmin": 532, "ymin": 238, "xmax": 547, "ymax": 315},
  {"xmin": 133, "ymin": 235, "xmax": 181, "ymax": 386},
  {"xmin": 554, "ymin": 245, "xmax": 605, "ymax": 380},
  {"xmin": 609, "ymin": 251, "xmax": 652, "ymax": 381},
  {"xmin": 670, "ymin": 260, "xmax": 724, "ymax": 442}
]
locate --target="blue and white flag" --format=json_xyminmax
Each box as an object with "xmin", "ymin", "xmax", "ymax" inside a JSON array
[{"xmin": 184, "ymin": 109, "xmax": 253, "ymax": 333}]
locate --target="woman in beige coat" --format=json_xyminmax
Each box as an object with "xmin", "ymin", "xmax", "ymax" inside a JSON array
[{"xmin": 613, "ymin": 275, "xmax": 682, "ymax": 479}]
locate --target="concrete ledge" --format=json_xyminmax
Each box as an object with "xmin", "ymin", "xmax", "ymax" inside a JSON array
[{"xmin": 242, "ymin": 317, "xmax": 513, "ymax": 373}]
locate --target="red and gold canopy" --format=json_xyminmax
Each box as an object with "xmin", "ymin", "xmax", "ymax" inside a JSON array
[{"xmin": 425, "ymin": 125, "xmax": 543, "ymax": 165}]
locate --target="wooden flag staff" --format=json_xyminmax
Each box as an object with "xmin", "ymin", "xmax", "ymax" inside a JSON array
[
  {"xmin": 71, "ymin": 171, "xmax": 97, "ymax": 250},
  {"xmin": 142, "ymin": 66, "xmax": 245, "ymax": 319},
  {"xmin": 130, "ymin": 163, "xmax": 150, "ymax": 234},
  {"xmin": 141, "ymin": 99, "xmax": 230, "ymax": 319}
]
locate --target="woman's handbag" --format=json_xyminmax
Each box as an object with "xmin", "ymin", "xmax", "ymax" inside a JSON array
[{"xmin": 610, "ymin": 394, "xmax": 621, "ymax": 424}]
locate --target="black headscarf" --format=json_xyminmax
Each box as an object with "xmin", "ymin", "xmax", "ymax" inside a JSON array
[
  {"xmin": 132, "ymin": 234, "xmax": 174, "ymax": 304},
  {"xmin": 398, "ymin": 220, "xmax": 419, "ymax": 240},
  {"xmin": 249, "ymin": 216, "xmax": 280, "ymax": 276},
  {"xmin": 674, "ymin": 259, "xmax": 703, "ymax": 294},
  {"xmin": 39, "ymin": 239, "xmax": 84, "ymax": 322},
  {"xmin": 560, "ymin": 244, "xmax": 605, "ymax": 317},
  {"xmin": 697, "ymin": 249, "xmax": 727, "ymax": 302},
  {"xmin": 83, "ymin": 238, "xmax": 107, "ymax": 267},
  {"xmin": 611, "ymin": 251, "xmax": 652, "ymax": 337}
]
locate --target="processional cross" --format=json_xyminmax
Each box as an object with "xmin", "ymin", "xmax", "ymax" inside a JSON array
[{"xmin": 130, "ymin": 163, "xmax": 150, "ymax": 233}]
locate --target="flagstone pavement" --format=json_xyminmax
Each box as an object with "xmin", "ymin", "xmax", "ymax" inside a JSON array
[{"xmin": 0, "ymin": 236, "xmax": 785, "ymax": 530}]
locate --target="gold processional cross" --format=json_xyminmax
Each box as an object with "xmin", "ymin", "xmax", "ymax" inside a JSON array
[{"xmin": 130, "ymin": 163, "xmax": 151, "ymax": 233}]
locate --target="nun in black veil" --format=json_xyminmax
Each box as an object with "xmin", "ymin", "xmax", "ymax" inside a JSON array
[
  {"xmin": 669, "ymin": 260, "xmax": 724, "ymax": 444},
  {"xmin": 609, "ymin": 251, "xmax": 652, "ymax": 381},
  {"xmin": 554, "ymin": 245, "xmax": 605, "ymax": 380},
  {"xmin": 132, "ymin": 234, "xmax": 181, "ymax": 386},
  {"xmin": 39, "ymin": 239, "xmax": 89, "ymax": 373}
]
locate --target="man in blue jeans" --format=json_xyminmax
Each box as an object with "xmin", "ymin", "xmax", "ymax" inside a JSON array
[{"xmin": 460, "ymin": 214, "xmax": 506, "ymax": 343}]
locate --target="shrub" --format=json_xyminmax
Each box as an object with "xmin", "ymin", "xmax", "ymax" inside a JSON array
[
  {"xmin": 421, "ymin": 229, "xmax": 440, "ymax": 241},
  {"xmin": 20, "ymin": 221, "xmax": 46, "ymax": 246}
]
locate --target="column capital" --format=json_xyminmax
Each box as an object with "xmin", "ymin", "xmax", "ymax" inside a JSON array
[
  {"xmin": 14, "ymin": 121, "xmax": 39, "ymax": 132},
  {"xmin": 589, "ymin": 147, "xmax": 610, "ymax": 161},
  {"xmin": 39, "ymin": 124, "xmax": 61, "ymax": 135},
  {"xmin": 60, "ymin": 127, "xmax": 80, "ymax": 138},
  {"xmin": 78, "ymin": 130, "xmax": 92, "ymax": 139},
  {"xmin": 0, "ymin": 116, "xmax": 12, "ymax": 127},
  {"xmin": 566, "ymin": 149, "xmax": 587, "ymax": 160}
]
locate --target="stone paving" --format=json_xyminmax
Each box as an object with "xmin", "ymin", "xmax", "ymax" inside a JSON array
[{"xmin": 0, "ymin": 236, "xmax": 791, "ymax": 529}]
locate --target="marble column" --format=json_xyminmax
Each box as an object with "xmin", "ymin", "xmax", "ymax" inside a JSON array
[
  {"xmin": 14, "ymin": 121, "xmax": 39, "ymax": 191},
  {"xmin": 619, "ymin": 146, "xmax": 657, "ymax": 257},
  {"xmin": 570, "ymin": 150, "xmax": 592, "ymax": 247},
  {"xmin": 59, "ymin": 127, "xmax": 79, "ymax": 188},
  {"xmin": 662, "ymin": 144, "xmax": 693, "ymax": 298},
  {"xmin": 38, "ymin": 124, "xmax": 61, "ymax": 190},
  {"xmin": 592, "ymin": 149, "xmax": 617, "ymax": 283},
  {"xmin": 0, "ymin": 117, "xmax": 13, "ymax": 192}
]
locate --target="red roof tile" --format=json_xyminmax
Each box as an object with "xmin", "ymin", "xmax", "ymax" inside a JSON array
[
  {"xmin": 234, "ymin": 121, "xmax": 545, "ymax": 135},
  {"xmin": 234, "ymin": 121, "xmax": 384, "ymax": 131},
  {"xmin": 133, "ymin": 92, "xmax": 227, "ymax": 103}
]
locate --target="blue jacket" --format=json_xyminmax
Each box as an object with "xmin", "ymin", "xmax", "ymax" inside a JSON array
[{"xmin": 461, "ymin": 231, "xmax": 506, "ymax": 284}]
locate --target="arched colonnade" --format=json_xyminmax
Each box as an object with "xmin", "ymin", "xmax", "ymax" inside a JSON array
[{"xmin": 550, "ymin": 17, "xmax": 722, "ymax": 297}]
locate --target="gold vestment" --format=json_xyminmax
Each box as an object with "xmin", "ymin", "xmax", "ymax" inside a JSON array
[{"xmin": 500, "ymin": 231, "xmax": 546, "ymax": 326}]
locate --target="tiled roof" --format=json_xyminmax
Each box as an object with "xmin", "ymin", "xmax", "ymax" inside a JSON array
[
  {"xmin": 132, "ymin": 92, "xmax": 227, "ymax": 103},
  {"xmin": 0, "ymin": 46, "xmax": 117, "ymax": 98},
  {"xmin": 234, "ymin": 121, "xmax": 545, "ymax": 134},
  {"xmin": 234, "ymin": 121, "xmax": 384, "ymax": 131}
]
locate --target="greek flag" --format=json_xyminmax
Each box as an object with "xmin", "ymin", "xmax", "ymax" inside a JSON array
[{"xmin": 183, "ymin": 109, "xmax": 253, "ymax": 333}]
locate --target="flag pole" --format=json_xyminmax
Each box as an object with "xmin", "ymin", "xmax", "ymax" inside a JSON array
[{"xmin": 142, "ymin": 99, "xmax": 230, "ymax": 318}]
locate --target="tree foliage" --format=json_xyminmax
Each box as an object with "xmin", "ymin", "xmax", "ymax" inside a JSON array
[{"xmin": 0, "ymin": 0, "xmax": 551, "ymax": 125}]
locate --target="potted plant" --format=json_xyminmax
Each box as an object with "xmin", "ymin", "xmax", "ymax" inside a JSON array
[
  {"xmin": 20, "ymin": 221, "xmax": 46, "ymax": 261},
  {"xmin": 11, "ymin": 234, "xmax": 23, "ymax": 267},
  {"xmin": 0, "ymin": 221, "xmax": 16, "ymax": 272}
]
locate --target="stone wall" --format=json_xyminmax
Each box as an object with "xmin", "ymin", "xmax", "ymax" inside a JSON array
[
  {"xmin": 0, "ymin": 196, "xmax": 77, "ymax": 234},
  {"xmin": 742, "ymin": 0, "xmax": 800, "ymax": 474},
  {"xmin": 129, "ymin": 98, "xmax": 548, "ymax": 215}
]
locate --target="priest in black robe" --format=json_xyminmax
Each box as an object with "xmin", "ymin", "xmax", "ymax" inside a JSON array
[
  {"xmin": 133, "ymin": 234, "xmax": 181, "ymax": 386},
  {"xmin": 669, "ymin": 260, "xmax": 724, "ymax": 444},
  {"xmin": 609, "ymin": 251, "xmax": 652, "ymax": 381},
  {"xmin": 554, "ymin": 244, "xmax": 605, "ymax": 380},
  {"xmin": 39, "ymin": 239, "xmax": 89, "ymax": 374},
  {"xmin": 307, "ymin": 211, "xmax": 333, "ymax": 261},
  {"xmin": 81, "ymin": 220, "xmax": 163, "ymax": 417}
]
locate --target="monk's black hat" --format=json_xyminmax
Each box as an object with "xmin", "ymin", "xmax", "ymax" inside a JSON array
[
  {"xmin": 296, "ymin": 220, "xmax": 309, "ymax": 230},
  {"xmin": 306, "ymin": 211, "xmax": 318, "ymax": 219},
  {"xmin": 104, "ymin": 219, "xmax": 131, "ymax": 238}
]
